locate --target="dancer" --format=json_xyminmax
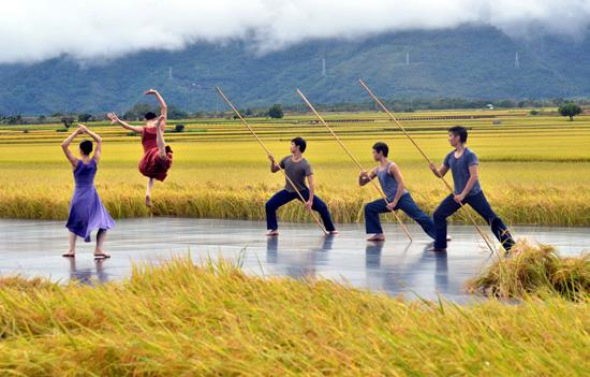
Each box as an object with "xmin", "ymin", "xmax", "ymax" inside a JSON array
[
  {"xmin": 61, "ymin": 125, "xmax": 115, "ymax": 259},
  {"xmin": 266, "ymin": 137, "xmax": 338, "ymax": 236},
  {"xmin": 429, "ymin": 126, "xmax": 515, "ymax": 252},
  {"xmin": 359, "ymin": 142, "xmax": 436, "ymax": 242},
  {"xmin": 107, "ymin": 89, "xmax": 173, "ymax": 207}
]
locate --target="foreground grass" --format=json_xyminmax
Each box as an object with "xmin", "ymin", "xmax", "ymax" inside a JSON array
[
  {"xmin": 1, "ymin": 111, "xmax": 589, "ymax": 226},
  {"xmin": 468, "ymin": 241, "xmax": 589, "ymax": 301},
  {"xmin": 0, "ymin": 258, "xmax": 588, "ymax": 376}
]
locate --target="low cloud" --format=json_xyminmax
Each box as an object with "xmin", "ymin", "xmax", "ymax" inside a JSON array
[{"xmin": 0, "ymin": 0, "xmax": 588, "ymax": 64}]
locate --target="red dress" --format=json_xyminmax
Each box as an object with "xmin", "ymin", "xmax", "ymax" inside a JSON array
[{"xmin": 138, "ymin": 126, "xmax": 173, "ymax": 182}]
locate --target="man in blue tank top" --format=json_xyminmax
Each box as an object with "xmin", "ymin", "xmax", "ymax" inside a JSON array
[
  {"xmin": 359, "ymin": 142, "xmax": 436, "ymax": 242},
  {"xmin": 429, "ymin": 126, "xmax": 515, "ymax": 253}
]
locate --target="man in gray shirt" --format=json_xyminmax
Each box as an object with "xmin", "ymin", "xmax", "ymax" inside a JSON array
[
  {"xmin": 429, "ymin": 126, "xmax": 515, "ymax": 253},
  {"xmin": 266, "ymin": 137, "xmax": 338, "ymax": 236}
]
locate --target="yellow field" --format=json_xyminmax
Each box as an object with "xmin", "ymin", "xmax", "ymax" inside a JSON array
[
  {"xmin": 0, "ymin": 256, "xmax": 587, "ymax": 376},
  {"xmin": 1, "ymin": 110, "xmax": 589, "ymax": 226}
]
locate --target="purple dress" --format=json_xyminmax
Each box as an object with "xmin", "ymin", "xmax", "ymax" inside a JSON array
[{"xmin": 66, "ymin": 159, "xmax": 115, "ymax": 242}]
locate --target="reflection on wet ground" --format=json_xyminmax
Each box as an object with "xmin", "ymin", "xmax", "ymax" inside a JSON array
[{"xmin": 0, "ymin": 218, "xmax": 587, "ymax": 301}]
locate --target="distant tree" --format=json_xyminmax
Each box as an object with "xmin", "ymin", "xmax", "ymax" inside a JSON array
[
  {"xmin": 245, "ymin": 108, "xmax": 253, "ymax": 116},
  {"xmin": 37, "ymin": 115, "xmax": 47, "ymax": 123},
  {"xmin": 268, "ymin": 104, "xmax": 284, "ymax": 119},
  {"xmin": 7, "ymin": 115, "xmax": 22, "ymax": 125},
  {"xmin": 78, "ymin": 113, "xmax": 93, "ymax": 123},
  {"xmin": 61, "ymin": 116, "xmax": 75, "ymax": 129},
  {"xmin": 558, "ymin": 103, "xmax": 582, "ymax": 121},
  {"xmin": 529, "ymin": 109, "xmax": 540, "ymax": 116},
  {"xmin": 175, "ymin": 124, "xmax": 185, "ymax": 132}
]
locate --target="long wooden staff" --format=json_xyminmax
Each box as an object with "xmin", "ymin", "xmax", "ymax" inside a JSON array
[
  {"xmin": 358, "ymin": 80, "xmax": 497, "ymax": 254},
  {"xmin": 215, "ymin": 87, "xmax": 328, "ymax": 235},
  {"xmin": 296, "ymin": 89, "xmax": 413, "ymax": 242}
]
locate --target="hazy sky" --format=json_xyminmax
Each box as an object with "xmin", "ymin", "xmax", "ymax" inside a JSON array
[{"xmin": 1, "ymin": 0, "xmax": 588, "ymax": 64}]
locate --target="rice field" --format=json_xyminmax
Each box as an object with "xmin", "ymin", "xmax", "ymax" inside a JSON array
[
  {"xmin": 1, "ymin": 110, "xmax": 589, "ymax": 226},
  {"xmin": 1, "ymin": 110, "xmax": 589, "ymax": 376},
  {"xmin": 0, "ymin": 256, "xmax": 587, "ymax": 376}
]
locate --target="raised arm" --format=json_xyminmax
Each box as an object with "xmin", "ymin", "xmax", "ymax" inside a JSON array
[
  {"xmin": 358, "ymin": 168, "xmax": 377, "ymax": 186},
  {"xmin": 145, "ymin": 89, "xmax": 167, "ymax": 118},
  {"xmin": 106, "ymin": 112, "xmax": 143, "ymax": 133},
  {"xmin": 79, "ymin": 124, "xmax": 103, "ymax": 162},
  {"xmin": 61, "ymin": 127, "xmax": 82, "ymax": 168},
  {"xmin": 155, "ymin": 114, "xmax": 167, "ymax": 131}
]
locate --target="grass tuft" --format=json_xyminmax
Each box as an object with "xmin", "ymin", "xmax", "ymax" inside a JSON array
[{"xmin": 467, "ymin": 240, "xmax": 589, "ymax": 301}]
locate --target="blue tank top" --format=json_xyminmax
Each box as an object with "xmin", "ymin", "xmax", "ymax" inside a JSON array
[{"xmin": 376, "ymin": 162, "xmax": 407, "ymax": 200}]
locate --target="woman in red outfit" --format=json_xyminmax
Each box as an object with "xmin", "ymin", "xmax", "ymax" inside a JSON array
[{"xmin": 107, "ymin": 89, "xmax": 173, "ymax": 207}]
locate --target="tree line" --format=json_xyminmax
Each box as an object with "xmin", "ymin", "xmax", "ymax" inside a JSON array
[{"xmin": 0, "ymin": 98, "xmax": 586, "ymax": 126}]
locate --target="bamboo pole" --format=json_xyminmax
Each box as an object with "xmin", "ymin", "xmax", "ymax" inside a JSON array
[
  {"xmin": 358, "ymin": 79, "xmax": 497, "ymax": 254},
  {"xmin": 296, "ymin": 89, "xmax": 413, "ymax": 242},
  {"xmin": 215, "ymin": 87, "xmax": 328, "ymax": 235}
]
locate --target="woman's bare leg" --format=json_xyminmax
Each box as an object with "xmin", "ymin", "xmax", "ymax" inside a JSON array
[
  {"xmin": 94, "ymin": 229, "xmax": 110, "ymax": 259},
  {"xmin": 146, "ymin": 177, "xmax": 155, "ymax": 207},
  {"xmin": 62, "ymin": 232, "xmax": 77, "ymax": 257}
]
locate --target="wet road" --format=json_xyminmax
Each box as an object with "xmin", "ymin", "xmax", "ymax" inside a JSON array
[{"xmin": 0, "ymin": 218, "xmax": 587, "ymax": 301}]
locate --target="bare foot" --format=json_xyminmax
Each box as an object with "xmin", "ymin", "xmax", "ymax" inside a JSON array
[
  {"xmin": 328, "ymin": 230, "xmax": 340, "ymax": 235},
  {"xmin": 367, "ymin": 234, "xmax": 385, "ymax": 242},
  {"xmin": 145, "ymin": 195, "xmax": 152, "ymax": 208},
  {"xmin": 94, "ymin": 251, "xmax": 111, "ymax": 259},
  {"xmin": 62, "ymin": 251, "xmax": 75, "ymax": 258},
  {"xmin": 266, "ymin": 229, "xmax": 279, "ymax": 237},
  {"xmin": 446, "ymin": 235, "xmax": 452, "ymax": 242}
]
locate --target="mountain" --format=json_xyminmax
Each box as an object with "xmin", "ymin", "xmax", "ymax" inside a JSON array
[{"xmin": 0, "ymin": 26, "xmax": 588, "ymax": 115}]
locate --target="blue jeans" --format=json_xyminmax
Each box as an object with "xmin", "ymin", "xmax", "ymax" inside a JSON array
[
  {"xmin": 433, "ymin": 191, "xmax": 515, "ymax": 250},
  {"xmin": 364, "ymin": 193, "xmax": 436, "ymax": 239},
  {"xmin": 265, "ymin": 189, "xmax": 336, "ymax": 232}
]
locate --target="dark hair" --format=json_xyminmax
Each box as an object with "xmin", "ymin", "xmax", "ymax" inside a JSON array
[
  {"xmin": 448, "ymin": 126, "xmax": 468, "ymax": 143},
  {"xmin": 144, "ymin": 112, "xmax": 157, "ymax": 121},
  {"xmin": 291, "ymin": 137, "xmax": 307, "ymax": 153},
  {"xmin": 372, "ymin": 142, "xmax": 389, "ymax": 157},
  {"xmin": 79, "ymin": 140, "xmax": 93, "ymax": 155}
]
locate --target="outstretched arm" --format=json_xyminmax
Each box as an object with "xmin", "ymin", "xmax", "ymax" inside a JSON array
[
  {"xmin": 429, "ymin": 162, "xmax": 449, "ymax": 178},
  {"xmin": 145, "ymin": 89, "xmax": 167, "ymax": 118},
  {"xmin": 106, "ymin": 112, "xmax": 143, "ymax": 133},
  {"xmin": 79, "ymin": 124, "xmax": 103, "ymax": 162},
  {"xmin": 358, "ymin": 169, "xmax": 377, "ymax": 186},
  {"xmin": 61, "ymin": 127, "xmax": 82, "ymax": 168},
  {"xmin": 268, "ymin": 154, "xmax": 281, "ymax": 173}
]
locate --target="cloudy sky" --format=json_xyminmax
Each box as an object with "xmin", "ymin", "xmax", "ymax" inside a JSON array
[{"xmin": 1, "ymin": 0, "xmax": 588, "ymax": 64}]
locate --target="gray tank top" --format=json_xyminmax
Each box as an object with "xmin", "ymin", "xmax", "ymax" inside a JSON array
[{"xmin": 376, "ymin": 162, "xmax": 407, "ymax": 200}]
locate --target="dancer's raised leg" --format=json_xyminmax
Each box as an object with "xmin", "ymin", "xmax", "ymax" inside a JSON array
[{"xmin": 146, "ymin": 177, "xmax": 155, "ymax": 207}]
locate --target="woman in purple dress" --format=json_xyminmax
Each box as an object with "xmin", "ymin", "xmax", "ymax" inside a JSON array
[{"xmin": 61, "ymin": 125, "xmax": 115, "ymax": 259}]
